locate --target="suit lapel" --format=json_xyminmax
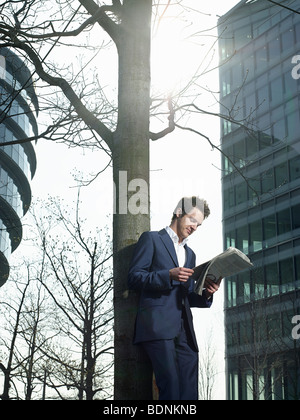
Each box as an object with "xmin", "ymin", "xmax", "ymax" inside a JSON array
[{"xmin": 158, "ymin": 229, "xmax": 179, "ymax": 267}]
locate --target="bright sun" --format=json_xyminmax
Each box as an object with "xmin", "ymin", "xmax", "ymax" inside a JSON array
[
  {"xmin": 150, "ymin": 6, "xmax": 218, "ymax": 101},
  {"xmin": 151, "ymin": 20, "xmax": 198, "ymax": 96}
]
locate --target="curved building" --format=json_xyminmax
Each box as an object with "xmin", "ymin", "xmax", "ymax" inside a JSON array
[{"xmin": 0, "ymin": 48, "xmax": 38, "ymax": 286}]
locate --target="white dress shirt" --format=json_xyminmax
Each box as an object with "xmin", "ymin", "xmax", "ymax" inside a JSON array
[{"xmin": 165, "ymin": 226, "xmax": 188, "ymax": 267}]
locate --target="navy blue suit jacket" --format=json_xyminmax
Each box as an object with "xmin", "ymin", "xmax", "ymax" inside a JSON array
[{"xmin": 128, "ymin": 229, "xmax": 212, "ymax": 351}]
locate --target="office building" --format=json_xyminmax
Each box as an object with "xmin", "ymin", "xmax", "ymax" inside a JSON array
[
  {"xmin": 0, "ymin": 47, "xmax": 38, "ymax": 286},
  {"xmin": 218, "ymin": 0, "xmax": 300, "ymax": 399}
]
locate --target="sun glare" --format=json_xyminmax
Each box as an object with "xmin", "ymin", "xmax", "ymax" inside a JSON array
[
  {"xmin": 151, "ymin": 20, "xmax": 198, "ymax": 96},
  {"xmin": 150, "ymin": 6, "xmax": 219, "ymax": 101}
]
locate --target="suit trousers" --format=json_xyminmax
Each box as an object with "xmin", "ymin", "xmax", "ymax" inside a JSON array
[{"xmin": 142, "ymin": 313, "xmax": 199, "ymax": 400}]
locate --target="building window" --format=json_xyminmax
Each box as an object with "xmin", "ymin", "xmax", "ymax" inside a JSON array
[
  {"xmin": 0, "ymin": 55, "xmax": 5, "ymax": 79},
  {"xmin": 289, "ymin": 154, "xmax": 300, "ymax": 184},
  {"xmin": 277, "ymin": 209, "xmax": 291, "ymax": 236},
  {"xmin": 253, "ymin": 268, "xmax": 265, "ymax": 300},
  {"xmin": 292, "ymin": 205, "xmax": 300, "ymax": 230},
  {"xmin": 226, "ymin": 277, "xmax": 237, "ymax": 308},
  {"xmin": 233, "ymin": 61, "xmax": 244, "ymax": 90},
  {"xmin": 226, "ymin": 229, "xmax": 236, "ymax": 249},
  {"xmin": 281, "ymin": 29, "xmax": 295, "ymax": 52},
  {"xmin": 270, "ymin": 76, "xmax": 283, "ymax": 105},
  {"xmin": 228, "ymin": 371, "xmax": 239, "ymax": 400},
  {"xmin": 265, "ymin": 262, "xmax": 280, "ymax": 297},
  {"xmin": 240, "ymin": 318, "xmax": 252, "ymax": 346},
  {"xmin": 272, "ymin": 117, "xmax": 287, "ymax": 143},
  {"xmin": 256, "ymin": 46, "xmax": 268, "ymax": 70},
  {"xmin": 275, "ymin": 161, "xmax": 289, "ymax": 189},
  {"xmin": 259, "ymin": 131, "xmax": 273, "ymax": 150},
  {"xmin": 222, "ymin": 69, "xmax": 232, "ymax": 97},
  {"xmin": 245, "ymin": 92, "xmax": 256, "ymax": 119},
  {"xmin": 248, "ymin": 176, "xmax": 261, "ymax": 204},
  {"xmin": 236, "ymin": 225, "xmax": 249, "ymax": 254},
  {"xmin": 236, "ymin": 182, "xmax": 248, "ymax": 205},
  {"xmin": 284, "ymin": 71, "xmax": 299, "ymax": 101},
  {"xmin": 224, "ymin": 186, "xmax": 235, "ymax": 209},
  {"xmin": 268, "ymin": 37, "xmax": 281, "ymax": 62},
  {"xmin": 246, "ymin": 134, "xmax": 259, "ymax": 156},
  {"xmin": 279, "ymin": 258, "xmax": 294, "ymax": 293},
  {"xmin": 257, "ymin": 84, "xmax": 269, "ymax": 114},
  {"xmin": 287, "ymin": 111, "xmax": 300, "ymax": 141},
  {"xmin": 295, "ymin": 254, "xmax": 300, "ymax": 289},
  {"xmin": 261, "ymin": 167, "xmax": 274, "ymax": 194},
  {"xmin": 220, "ymin": 36, "xmax": 234, "ymax": 61},
  {"xmin": 250, "ymin": 220, "xmax": 263, "ymax": 252},
  {"xmin": 296, "ymin": 21, "xmax": 300, "ymax": 43},
  {"xmin": 234, "ymin": 25, "xmax": 253, "ymax": 50},
  {"xmin": 282, "ymin": 309, "xmax": 295, "ymax": 338},
  {"xmin": 223, "ymin": 119, "xmax": 232, "ymax": 135},
  {"xmin": 239, "ymin": 271, "xmax": 251, "ymax": 303},
  {"xmin": 233, "ymin": 140, "xmax": 246, "ymax": 168},
  {"xmin": 263, "ymin": 214, "xmax": 276, "ymax": 245}
]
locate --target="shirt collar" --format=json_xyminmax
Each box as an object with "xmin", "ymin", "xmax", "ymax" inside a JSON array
[{"xmin": 165, "ymin": 226, "xmax": 189, "ymax": 247}]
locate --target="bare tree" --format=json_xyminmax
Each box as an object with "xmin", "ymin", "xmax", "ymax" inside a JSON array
[
  {"xmin": 0, "ymin": 195, "xmax": 114, "ymax": 399},
  {"xmin": 225, "ymin": 282, "xmax": 300, "ymax": 400},
  {"xmin": 0, "ymin": 0, "xmax": 252, "ymax": 398},
  {"xmin": 30, "ymin": 195, "xmax": 114, "ymax": 400},
  {"xmin": 0, "ymin": 273, "xmax": 31, "ymax": 400},
  {"xmin": 0, "ymin": 264, "xmax": 51, "ymax": 400},
  {"xmin": 198, "ymin": 331, "xmax": 217, "ymax": 400}
]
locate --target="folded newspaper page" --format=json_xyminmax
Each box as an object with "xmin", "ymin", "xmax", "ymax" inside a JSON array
[{"xmin": 192, "ymin": 247, "xmax": 253, "ymax": 295}]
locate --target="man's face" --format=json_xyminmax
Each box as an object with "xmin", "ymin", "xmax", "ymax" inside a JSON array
[{"xmin": 175, "ymin": 207, "xmax": 204, "ymax": 242}]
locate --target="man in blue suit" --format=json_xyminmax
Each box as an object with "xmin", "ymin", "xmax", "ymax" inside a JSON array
[{"xmin": 128, "ymin": 196, "xmax": 222, "ymax": 400}]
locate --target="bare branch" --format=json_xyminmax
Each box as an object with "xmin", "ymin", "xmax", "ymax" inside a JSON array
[
  {"xmin": 174, "ymin": 122, "xmax": 259, "ymax": 201},
  {"xmin": 11, "ymin": 38, "xmax": 114, "ymax": 148},
  {"xmin": 5, "ymin": 3, "xmax": 120, "ymax": 41},
  {"xmin": 267, "ymin": 0, "xmax": 300, "ymax": 14},
  {"xmin": 149, "ymin": 97, "xmax": 175, "ymax": 140},
  {"xmin": 78, "ymin": 0, "xmax": 121, "ymax": 43}
]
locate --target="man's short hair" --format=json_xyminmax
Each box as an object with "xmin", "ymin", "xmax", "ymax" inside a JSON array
[{"xmin": 171, "ymin": 196, "xmax": 210, "ymax": 223}]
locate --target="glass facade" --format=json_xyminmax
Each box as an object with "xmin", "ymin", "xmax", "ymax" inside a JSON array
[
  {"xmin": 219, "ymin": 0, "xmax": 300, "ymax": 400},
  {"xmin": 0, "ymin": 48, "xmax": 38, "ymax": 286}
]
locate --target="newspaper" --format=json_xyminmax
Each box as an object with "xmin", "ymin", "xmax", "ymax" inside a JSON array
[{"xmin": 192, "ymin": 247, "xmax": 253, "ymax": 295}]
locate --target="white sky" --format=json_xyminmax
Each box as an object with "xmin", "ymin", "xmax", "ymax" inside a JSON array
[{"xmin": 11, "ymin": 0, "xmax": 242, "ymax": 400}]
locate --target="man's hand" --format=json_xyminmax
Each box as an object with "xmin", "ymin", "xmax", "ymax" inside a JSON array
[
  {"xmin": 169, "ymin": 267, "xmax": 194, "ymax": 283},
  {"xmin": 204, "ymin": 277, "xmax": 222, "ymax": 299}
]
